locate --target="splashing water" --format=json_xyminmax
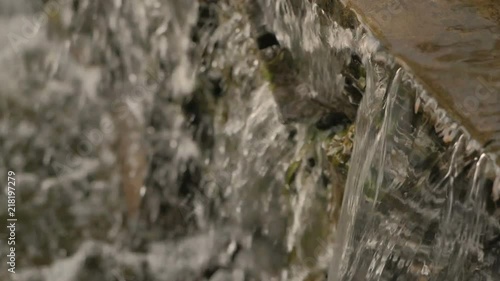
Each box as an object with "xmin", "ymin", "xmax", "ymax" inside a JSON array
[{"xmin": 2, "ymin": 0, "xmax": 500, "ymax": 280}]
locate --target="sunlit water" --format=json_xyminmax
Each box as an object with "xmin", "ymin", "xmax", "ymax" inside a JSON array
[{"xmin": 0, "ymin": 0, "xmax": 499, "ymax": 281}]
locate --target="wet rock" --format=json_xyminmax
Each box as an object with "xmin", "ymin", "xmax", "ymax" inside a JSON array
[{"xmin": 246, "ymin": 1, "xmax": 359, "ymax": 125}]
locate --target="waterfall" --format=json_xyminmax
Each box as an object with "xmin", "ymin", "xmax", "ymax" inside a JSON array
[
  {"xmin": 2, "ymin": 0, "xmax": 499, "ymax": 280},
  {"xmin": 329, "ymin": 58, "xmax": 500, "ymax": 280}
]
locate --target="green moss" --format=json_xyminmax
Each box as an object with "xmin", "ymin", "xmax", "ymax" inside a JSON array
[
  {"xmin": 286, "ymin": 160, "xmax": 302, "ymax": 186},
  {"xmin": 260, "ymin": 64, "xmax": 274, "ymax": 83},
  {"xmin": 325, "ymin": 124, "xmax": 355, "ymax": 171},
  {"xmin": 363, "ymin": 180, "xmax": 377, "ymax": 201}
]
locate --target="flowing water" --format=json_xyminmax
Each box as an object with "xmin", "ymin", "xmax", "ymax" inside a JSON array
[
  {"xmin": 0, "ymin": 0, "xmax": 499, "ymax": 281},
  {"xmin": 329, "ymin": 63, "xmax": 500, "ymax": 280}
]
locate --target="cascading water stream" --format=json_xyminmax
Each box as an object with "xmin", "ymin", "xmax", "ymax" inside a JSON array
[{"xmin": 328, "ymin": 57, "xmax": 500, "ymax": 280}]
